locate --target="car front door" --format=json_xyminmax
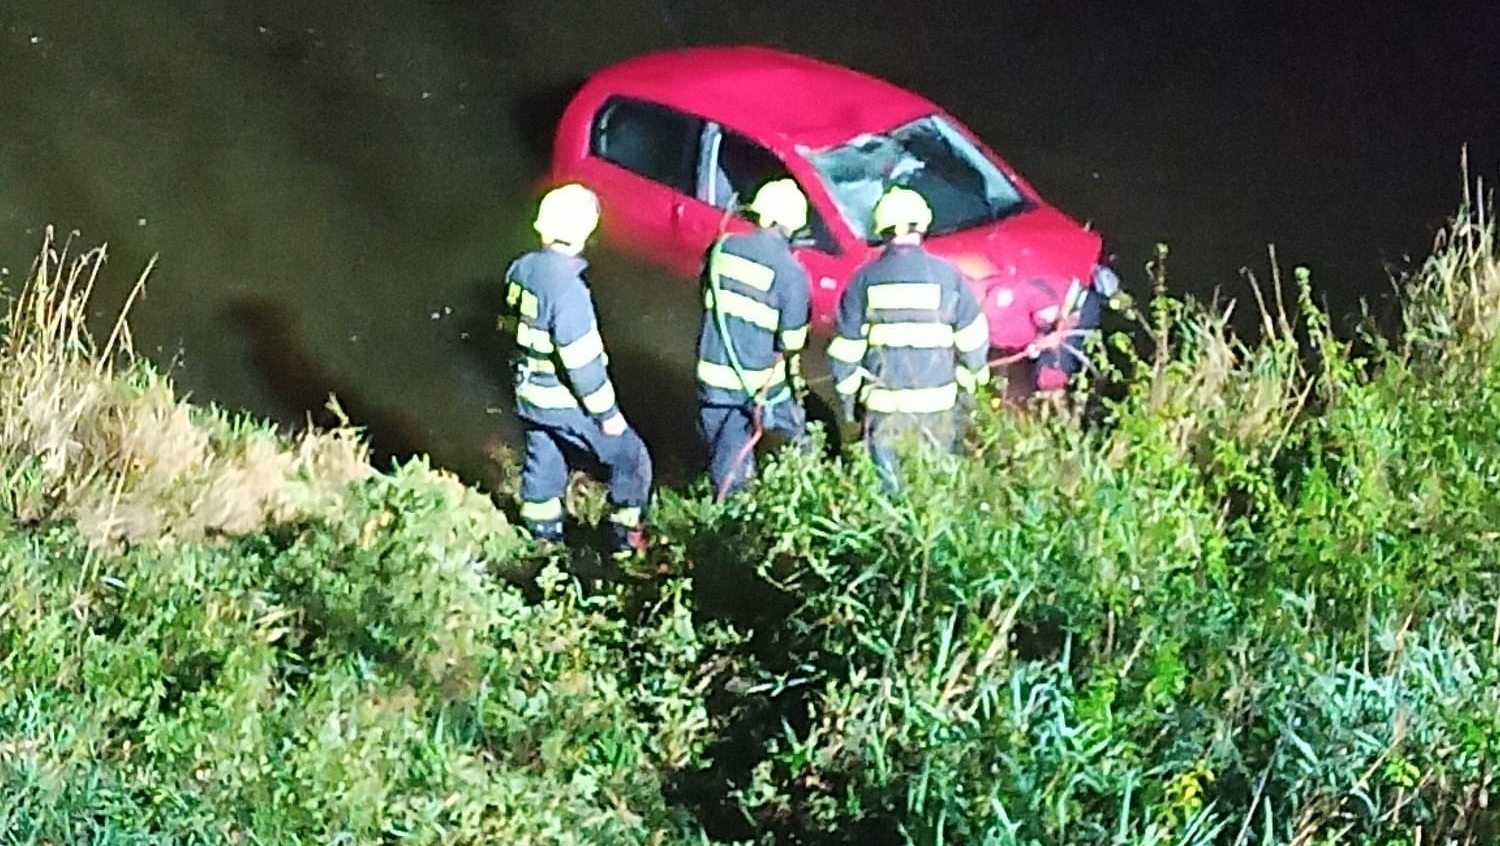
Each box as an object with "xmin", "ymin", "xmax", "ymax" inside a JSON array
[
  {"xmin": 675, "ymin": 123, "xmax": 849, "ymax": 329},
  {"xmin": 582, "ymin": 95, "xmax": 705, "ymax": 275}
]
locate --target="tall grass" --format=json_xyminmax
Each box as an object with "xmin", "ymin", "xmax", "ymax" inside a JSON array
[
  {"xmin": 0, "ymin": 173, "xmax": 1497, "ymax": 845},
  {"xmin": 0, "ymin": 226, "xmax": 375, "ymax": 547},
  {"xmin": 655, "ymin": 176, "xmax": 1500, "ymax": 845},
  {"xmin": 0, "ymin": 227, "xmax": 732, "ymax": 844}
]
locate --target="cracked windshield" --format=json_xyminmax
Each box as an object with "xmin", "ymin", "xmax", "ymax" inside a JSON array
[{"xmin": 806, "ymin": 115, "xmax": 1029, "ymax": 244}]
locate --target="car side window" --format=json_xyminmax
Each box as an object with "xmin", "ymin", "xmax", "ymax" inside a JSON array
[
  {"xmin": 589, "ymin": 96, "xmax": 702, "ymax": 195},
  {"xmin": 706, "ymin": 127, "xmax": 839, "ymax": 255}
]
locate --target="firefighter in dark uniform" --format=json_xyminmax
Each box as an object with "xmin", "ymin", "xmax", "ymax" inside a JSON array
[
  {"xmin": 696, "ymin": 178, "xmax": 813, "ymax": 500},
  {"xmin": 500, "ymin": 183, "xmax": 652, "ymax": 558},
  {"xmin": 1028, "ymin": 269, "xmax": 1116, "ymax": 395},
  {"xmin": 827, "ymin": 186, "xmax": 990, "ymax": 492}
]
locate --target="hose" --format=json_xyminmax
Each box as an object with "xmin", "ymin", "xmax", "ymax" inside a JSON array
[{"xmin": 705, "ymin": 234, "xmax": 792, "ymax": 501}]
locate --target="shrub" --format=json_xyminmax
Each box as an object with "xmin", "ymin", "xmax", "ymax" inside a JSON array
[
  {"xmin": 656, "ymin": 186, "xmax": 1500, "ymax": 844},
  {"xmin": 0, "ymin": 228, "xmax": 733, "ymax": 844},
  {"xmin": 2, "ymin": 178, "xmax": 1498, "ymax": 845}
]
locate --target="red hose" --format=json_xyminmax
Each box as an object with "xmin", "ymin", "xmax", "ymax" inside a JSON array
[
  {"xmin": 714, "ymin": 353, "xmax": 783, "ymax": 502},
  {"xmin": 716, "ymin": 402, "xmax": 766, "ymax": 502},
  {"xmin": 988, "ymin": 310, "xmax": 1085, "ymax": 369}
]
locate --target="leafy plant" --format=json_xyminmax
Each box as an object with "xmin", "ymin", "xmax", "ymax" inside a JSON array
[{"xmin": 1, "ymin": 173, "xmax": 1499, "ymax": 846}]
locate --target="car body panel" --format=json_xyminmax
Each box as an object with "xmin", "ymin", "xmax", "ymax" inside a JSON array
[
  {"xmin": 577, "ymin": 46, "xmax": 937, "ymax": 152},
  {"xmin": 549, "ymin": 45, "xmax": 1105, "ymax": 349}
]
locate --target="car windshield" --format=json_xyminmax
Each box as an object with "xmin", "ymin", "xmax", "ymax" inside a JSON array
[{"xmin": 804, "ymin": 114, "xmax": 1028, "ymax": 244}]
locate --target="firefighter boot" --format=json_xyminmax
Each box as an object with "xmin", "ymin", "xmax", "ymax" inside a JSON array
[
  {"xmin": 607, "ymin": 522, "xmax": 648, "ymax": 560},
  {"xmin": 525, "ymin": 519, "xmax": 565, "ymax": 547}
]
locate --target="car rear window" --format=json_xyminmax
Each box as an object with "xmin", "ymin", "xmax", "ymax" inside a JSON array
[{"xmin": 589, "ymin": 96, "xmax": 702, "ymax": 196}]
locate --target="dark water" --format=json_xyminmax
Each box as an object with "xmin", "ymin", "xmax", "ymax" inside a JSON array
[{"xmin": 1, "ymin": 0, "xmax": 1496, "ymax": 489}]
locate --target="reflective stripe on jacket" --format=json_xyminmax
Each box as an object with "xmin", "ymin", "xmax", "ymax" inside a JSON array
[
  {"xmin": 501, "ymin": 249, "xmax": 620, "ymax": 421},
  {"xmin": 828, "ymin": 243, "xmax": 990, "ymax": 415},
  {"xmin": 695, "ymin": 228, "xmax": 811, "ymax": 406}
]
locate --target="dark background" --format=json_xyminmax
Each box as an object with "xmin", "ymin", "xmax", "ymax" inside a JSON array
[{"xmin": 1, "ymin": 0, "xmax": 1496, "ymax": 485}]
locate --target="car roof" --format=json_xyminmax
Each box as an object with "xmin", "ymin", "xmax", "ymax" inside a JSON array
[{"xmin": 589, "ymin": 46, "xmax": 942, "ymax": 151}]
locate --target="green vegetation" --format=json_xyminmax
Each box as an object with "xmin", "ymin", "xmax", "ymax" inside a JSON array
[
  {"xmin": 1, "ymin": 176, "xmax": 1498, "ymax": 845},
  {"xmin": 0, "ymin": 232, "xmax": 722, "ymax": 844}
]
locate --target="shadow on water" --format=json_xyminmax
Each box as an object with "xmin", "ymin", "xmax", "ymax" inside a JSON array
[
  {"xmin": 605, "ymin": 342, "xmax": 708, "ymax": 484},
  {"xmin": 222, "ymin": 298, "xmax": 434, "ymax": 475},
  {"xmin": 453, "ymin": 275, "xmax": 517, "ymax": 397},
  {"xmin": 511, "ymin": 77, "xmax": 587, "ymax": 175}
]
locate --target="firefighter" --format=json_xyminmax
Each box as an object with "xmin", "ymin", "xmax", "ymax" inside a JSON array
[
  {"xmin": 1000, "ymin": 258, "xmax": 1121, "ymax": 396},
  {"xmin": 500, "ymin": 183, "xmax": 652, "ymax": 558},
  {"xmin": 1028, "ymin": 267, "xmax": 1116, "ymax": 394},
  {"xmin": 827, "ymin": 186, "xmax": 990, "ymax": 491},
  {"xmin": 696, "ymin": 178, "xmax": 813, "ymax": 500}
]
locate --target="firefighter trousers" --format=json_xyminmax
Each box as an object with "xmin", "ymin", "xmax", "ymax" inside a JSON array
[
  {"xmin": 518, "ymin": 407, "xmax": 653, "ymax": 537},
  {"xmin": 699, "ymin": 398, "xmax": 808, "ymax": 499},
  {"xmin": 863, "ymin": 409, "xmax": 963, "ymax": 494}
]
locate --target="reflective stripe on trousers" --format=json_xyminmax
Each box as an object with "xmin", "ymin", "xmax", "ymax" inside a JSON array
[{"xmin": 520, "ymin": 407, "xmax": 652, "ymax": 528}]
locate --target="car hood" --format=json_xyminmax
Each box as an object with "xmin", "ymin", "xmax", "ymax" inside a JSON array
[{"xmin": 922, "ymin": 206, "xmax": 1103, "ymax": 350}]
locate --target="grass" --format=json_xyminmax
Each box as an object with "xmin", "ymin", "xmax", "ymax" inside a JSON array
[
  {"xmin": 0, "ymin": 227, "xmax": 375, "ymax": 547},
  {"xmin": 0, "ymin": 167, "xmax": 1496, "ymax": 845},
  {"xmin": 0, "ymin": 228, "xmax": 728, "ymax": 845}
]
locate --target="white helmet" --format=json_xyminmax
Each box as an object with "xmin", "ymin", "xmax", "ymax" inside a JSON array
[{"xmin": 534, "ymin": 183, "xmax": 601, "ymax": 248}]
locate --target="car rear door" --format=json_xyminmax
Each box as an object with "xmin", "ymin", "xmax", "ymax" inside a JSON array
[
  {"xmin": 677, "ymin": 122, "xmax": 850, "ymax": 330},
  {"xmin": 581, "ymin": 95, "xmax": 705, "ymax": 276}
]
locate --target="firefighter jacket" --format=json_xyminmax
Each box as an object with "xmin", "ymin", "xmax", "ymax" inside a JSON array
[
  {"xmin": 500, "ymin": 248, "xmax": 620, "ymax": 423},
  {"xmin": 695, "ymin": 228, "xmax": 812, "ymax": 407},
  {"xmin": 827, "ymin": 243, "xmax": 990, "ymax": 415}
]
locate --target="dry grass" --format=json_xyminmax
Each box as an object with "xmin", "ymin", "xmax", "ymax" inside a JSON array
[
  {"xmin": 1092, "ymin": 244, "xmax": 1318, "ymax": 476},
  {"xmin": 0, "ymin": 227, "xmax": 377, "ymax": 548},
  {"xmin": 1403, "ymin": 163, "xmax": 1500, "ymax": 359}
]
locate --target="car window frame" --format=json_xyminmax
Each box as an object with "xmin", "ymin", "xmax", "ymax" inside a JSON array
[
  {"xmin": 804, "ymin": 113, "xmax": 1033, "ymax": 246},
  {"xmin": 695, "ymin": 121, "xmax": 842, "ymax": 256},
  {"xmin": 588, "ymin": 94, "xmax": 704, "ymax": 197}
]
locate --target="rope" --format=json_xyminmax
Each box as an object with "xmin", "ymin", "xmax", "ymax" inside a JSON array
[
  {"xmin": 713, "ymin": 360, "xmax": 783, "ymax": 502},
  {"xmin": 986, "ymin": 298, "xmax": 1097, "ymax": 372},
  {"xmin": 718, "ymin": 390, "xmax": 771, "ymax": 501}
]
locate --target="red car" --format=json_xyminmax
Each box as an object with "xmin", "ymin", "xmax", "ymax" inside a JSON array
[{"xmin": 549, "ymin": 45, "xmax": 1119, "ymax": 356}]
